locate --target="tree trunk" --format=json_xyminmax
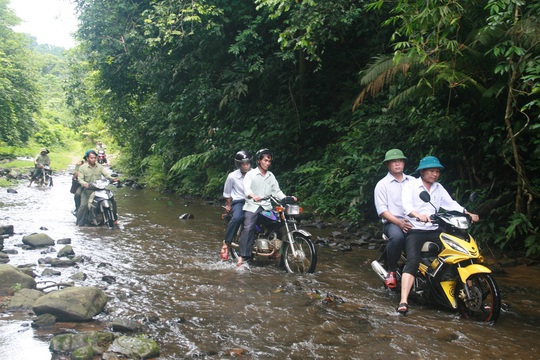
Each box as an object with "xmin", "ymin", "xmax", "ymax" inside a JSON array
[{"xmin": 504, "ymin": 65, "xmax": 525, "ymax": 213}]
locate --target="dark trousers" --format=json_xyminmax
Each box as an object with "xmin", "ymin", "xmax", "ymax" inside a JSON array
[
  {"xmin": 224, "ymin": 200, "xmax": 245, "ymax": 245},
  {"xmin": 76, "ymin": 189, "xmax": 93, "ymax": 226},
  {"xmin": 238, "ymin": 207, "xmax": 263, "ymax": 258},
  {"xmin": 31, "ymin": 167, "xmax": 43, "ymax": 180},
  {"xmin": 403, "ymin": 230, "xmax": 441, "ymax": 275},
  {"xmin": 383, "ymin": 222, "xmax": 406, "ymax": 273},
  {"xmin": 74, "ymin": 186, "xmax": 83, "ymax": 211}
]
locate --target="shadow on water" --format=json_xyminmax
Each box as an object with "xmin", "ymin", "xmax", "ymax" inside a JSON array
[{"xmin": 1, "ymin": 172, "xmax": 540, "ymax": 359}]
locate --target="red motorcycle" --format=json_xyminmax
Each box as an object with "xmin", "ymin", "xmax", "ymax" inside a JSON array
[{"xmin": 97, "ymin": 150, "xmax": 108, "ymax": 165}]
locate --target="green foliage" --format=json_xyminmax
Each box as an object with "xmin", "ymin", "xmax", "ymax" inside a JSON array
[
  {"xmin": 66, "ymin": 0, "xmax": 540, "ymax": 257},
  {"xmin": 495, "ymin": 212, "xmax": 540, "ymax": 257},
  {"xmin": 138, "ymin": 155, "xmax": 167, "ymax": 190},
  {"xmin": 0, "ymin": 0, "xmax": 41, "ymax": 144}
]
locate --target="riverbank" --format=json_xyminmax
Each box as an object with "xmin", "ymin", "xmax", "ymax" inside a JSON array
[{"xmin": 2, "ymin": 172, "xmax": 540, "ymax": 359}]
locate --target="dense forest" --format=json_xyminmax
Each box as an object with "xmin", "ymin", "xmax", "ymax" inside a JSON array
[{"xmin": 1, "ymin": 1, "xmax": 539, "ymax": 257}]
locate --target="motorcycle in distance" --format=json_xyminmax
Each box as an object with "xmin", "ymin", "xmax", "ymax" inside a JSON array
[
  {"xmin": 371, "ymin": 191, "xmax": 501, "ymax": 324},
  {"xmin": 97, "ymin": 150, "xmax": 108, "ymax": 165},
  {"xmin": 85, "ymin": 179, "xmax": 118, "ymax": 228},
  {"xmin": 226, "ymin": 195, "xmax": 317, "ymax": 274},
  {"xmin": 37, "ymin": 165, "xmax": 53, "ymax": 187}
]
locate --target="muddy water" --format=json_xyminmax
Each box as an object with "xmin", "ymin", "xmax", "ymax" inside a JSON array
[{"xmin": 1, "ymin": 171, "xmax": 540, "ymax": 359}]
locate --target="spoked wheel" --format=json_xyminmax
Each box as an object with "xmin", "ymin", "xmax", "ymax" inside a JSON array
[
  {"xmin": 228, "ymin": 224, "xmax": 243, "ymax": 260},
  {"xmin": 282, "ymin": 234, "xmax": 317, "ymax": 274},
  {"xmin": 103, "ymin": 208, "xmax": 115, "ymax": 228},
  {"xmin": 457, "ymin": 274, "xmax": 501, "ymax": 324}
]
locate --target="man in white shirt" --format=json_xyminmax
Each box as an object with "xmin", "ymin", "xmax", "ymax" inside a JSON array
[
  {"xmin": 396, "ymin": 156, "xmax": 479, "ymax": 313},
  {"xmin": 221, "ymin": 150, "xmax": 252, "ymax": 258},
  {"xmin": 374, "ymin": 149, "xmax": 414, "ymax": 288},
  {"xmin": 236, "ymin": 149, "xmax": 296, "ymax": 267}
]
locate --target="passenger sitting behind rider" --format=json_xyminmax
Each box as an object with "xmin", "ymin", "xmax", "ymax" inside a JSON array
[
  {"xmin": 76, "ymin": 150, "xmax": 118, "ymax": 226},
  {"xmin": 221, "ymin": 150, "xmax": 253, "ymax": 259},
  {"xmin": 397, "ymin": 156, "xmax": 479, "ymax": 314},
  {"xmin": 236, "ymin": 149, "xmax": 296, "ymax": 267},
  {"xmin": 374, "ymin": 149, "xmax": 414, "ymax": 289},
  {"xmin": 28, "ymin": 148, "xmax": 51, "ymax": 187}
]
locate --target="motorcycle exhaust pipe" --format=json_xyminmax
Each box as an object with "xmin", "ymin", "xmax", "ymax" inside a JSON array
[{"xmin": 371, "ymin": 260, "xmax": 388, "ymax": 281}]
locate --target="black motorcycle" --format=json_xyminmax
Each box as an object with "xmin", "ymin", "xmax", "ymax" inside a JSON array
[
  {"xmin": 86, "ymin": 179, "xmax": 118, "ymax": 228},
  {"xmin": 37, "ymin": 165, "xmax": 53, "ymax": 187},
  {"xmin": 226, "ymin": 195, "xmax": 317, "ymax": 274}
]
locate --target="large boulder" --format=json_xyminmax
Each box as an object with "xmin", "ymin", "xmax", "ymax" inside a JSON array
[
  {"xmin": 8, "ymin": 288, "xmax": 43, "ymax": 311},
  {"xmin": 33, "ymin": 286, "xmax": 108, "ymax": 321},
  {"xmin": 0, "ymin": 224, "xmax": 14, "ymax": 235},
  {"xmin": 22, "ymin": 233, "xmax": 55, "ymax": 248},
  {"xmin": 0, "ymin": 264, "xmax": 37, "ymax": 295},
  {"xmin": 7, "ymin": 168, "xmax": 21, "ymax": 179}
]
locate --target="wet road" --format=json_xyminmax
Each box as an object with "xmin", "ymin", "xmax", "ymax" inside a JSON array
[{"xmin": 1, "ymin": 171, "xmax": 540, "ymax": 359}]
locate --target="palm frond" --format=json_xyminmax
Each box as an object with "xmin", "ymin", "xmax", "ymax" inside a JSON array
[{"xmin": 353, "ymin": 54, "xmax": 417, "ymax": 111}]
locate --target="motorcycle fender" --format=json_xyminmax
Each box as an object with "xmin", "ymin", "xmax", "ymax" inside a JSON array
[
  {"xmin": 457, "ymin": 264, "xmax": 492, "ymax": 282},
  {"xmin": 439, "ymin": 280, "xmax": 458, "ymax": 309},
  {"xmin": 292, "ymin": 229, "xmax": 312, "ymax": 237},
  {"xmin": 101, "ymin": 200, "xmax": 110, "ymax": 209}
]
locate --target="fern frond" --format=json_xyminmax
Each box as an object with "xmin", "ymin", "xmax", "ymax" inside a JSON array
[{"xmin": 169, "ymin": 151, "xmax": 213, "ymax": 175}]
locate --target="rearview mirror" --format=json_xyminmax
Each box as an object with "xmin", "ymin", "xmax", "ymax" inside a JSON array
[{"xmin": 419, "ymin": 191, "xmax": 431, "ymax": 203}]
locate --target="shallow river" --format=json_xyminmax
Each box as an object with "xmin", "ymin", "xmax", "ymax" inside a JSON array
[{"xmin": 0, "ymin": 171, "xmax": 539, "ymax": 359}]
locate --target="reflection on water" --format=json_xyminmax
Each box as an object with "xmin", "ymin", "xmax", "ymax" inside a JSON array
[{"xmin": 1, "ymin": 173, "xmax": 540, "ymax": 359}]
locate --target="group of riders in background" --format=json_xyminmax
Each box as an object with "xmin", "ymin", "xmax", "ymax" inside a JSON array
[{"xmin": 27, "ymin": 142, "xmax": 117, "ymax": 227}]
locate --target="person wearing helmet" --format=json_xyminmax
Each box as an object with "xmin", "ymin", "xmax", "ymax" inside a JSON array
[
  {"xmin": 221, "ymin": 150, "xmax": 253, "ymax": 259},
  {"xmin": 236, "ymin": 148, "xmax": 296, "ymax": 267},
  {"xmin": 396, "ymin": 156, "xmax": 479, "ymax": 313},
  {"xmin": 374, "ymin": 149, "xmax": 414, "ymax": 289},
  {"xmin": 76, "ymin": 149, "xmax": 118, "ymax": 226},
  {"xmin": 28, "ymin": 148, "xmax": 51, "ymax": 187}
]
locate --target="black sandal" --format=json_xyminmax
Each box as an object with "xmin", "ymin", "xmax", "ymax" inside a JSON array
[{"xmin": 397, "ymin": 303, "xmax": 408, "ymax": 313}]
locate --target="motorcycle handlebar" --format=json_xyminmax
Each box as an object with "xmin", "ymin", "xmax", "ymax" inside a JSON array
[{"xmin": 253, "ymin": 195, "xmax": 297, "ymax": 205}]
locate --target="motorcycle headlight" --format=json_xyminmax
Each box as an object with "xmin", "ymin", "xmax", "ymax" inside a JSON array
[
  {"xmin": 445, "ymin": 238, "xmax": 469, "ymax": 254},
  {"xmin": 286, "ymin": 205, "xmax": 301, "ymax": 215}
]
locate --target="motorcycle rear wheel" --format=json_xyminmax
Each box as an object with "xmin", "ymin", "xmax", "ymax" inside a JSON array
[
  {"xmin": 228, "ymin": 224, "xmax": 242, "ymax": 260},
  {"xmin": 282, "ymin": 234, "xmax": 317, "ymax": 274},
  {"xmin": 457, "ymin": 273, "xmax": 501, "ymax": 324}
]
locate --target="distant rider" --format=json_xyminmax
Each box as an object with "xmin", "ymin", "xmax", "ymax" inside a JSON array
[
  {"xmin": 236, "ymin": 149, "xmax": 296, "ymax": 267},
  {"xmin": 28, "ymin": 148, "xmax": 51, "ymax": 187},
  {"xmin": 221, "ymin": 150, "xmax": 253, "ymax": 259},
  {"xmin": 374, "ymin": 149, "xmax": 414, "ymax": 289},
  {"xmin": 76, "ymin": 150, "xmax": 118, "ymax": 226}
]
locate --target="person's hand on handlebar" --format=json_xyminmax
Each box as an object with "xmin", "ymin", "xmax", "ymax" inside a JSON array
[
  {"xmin": 466, "ymin": 211, "xmax": 479, "ymax": 223},
  {"xmin": 409, "ymin": 211, "xmax": 430, "ymax": 223}
]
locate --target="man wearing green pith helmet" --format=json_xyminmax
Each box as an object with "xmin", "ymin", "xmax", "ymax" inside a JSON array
[{"xmin": 374, "ymin": 149, "xmax": 414, "ymax": 289}]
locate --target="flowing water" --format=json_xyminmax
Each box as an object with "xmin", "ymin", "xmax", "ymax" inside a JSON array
[{"xmin": 0, "ymin": 171, "xmax": 539, "ymax": 359}]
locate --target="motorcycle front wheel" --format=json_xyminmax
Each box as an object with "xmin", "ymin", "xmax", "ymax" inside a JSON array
[
  {"xmin": 103, "ymin": 208, "xmax": 115, "ymax": 228},
  {"xmin": 282, "ymin": 234, "xmax": 317, "ymax": 274},
  {"xmin": 457, "ymin": 273, "xmax": 501, "ymax": 324}
]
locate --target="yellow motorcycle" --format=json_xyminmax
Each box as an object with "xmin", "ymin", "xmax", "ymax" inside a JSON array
[{"xmin": 372, "ymin": 191, "xmax": 501, "ymax": 324}]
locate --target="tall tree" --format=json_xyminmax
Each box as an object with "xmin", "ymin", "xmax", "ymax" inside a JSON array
[{"xmin": 0, "ymin": 0, "xmax": 40, "ymax": 144}]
